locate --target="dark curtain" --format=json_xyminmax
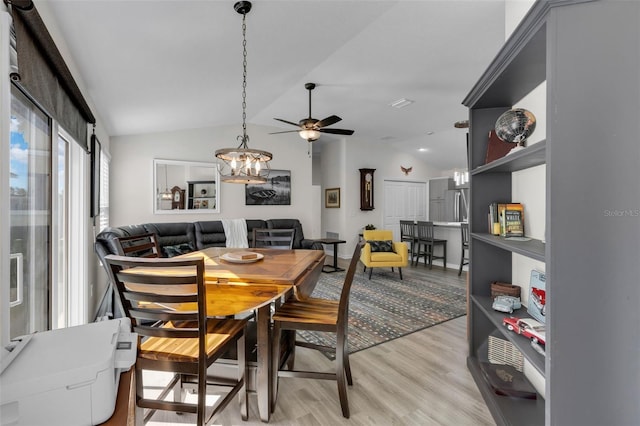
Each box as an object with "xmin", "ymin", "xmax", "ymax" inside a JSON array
[{"xmin": 9, "ymin": 0, "xmax": 95, "ymax": 150}]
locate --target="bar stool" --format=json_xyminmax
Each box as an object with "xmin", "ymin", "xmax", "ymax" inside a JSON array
[
  {"xmin": 459, "ymin": 223, "xmax": 469, "ymax": 276},
  {"xmin": 399, "ymin": 220, "xmax": 417, "ymax": 259},
  {"xmin": 414, "ymin": 221, "xmax": 447, "ymax": 269}
]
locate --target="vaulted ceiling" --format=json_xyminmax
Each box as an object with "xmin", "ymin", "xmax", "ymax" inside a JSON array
[{"xmin": 39, "ymin": 0, "xmax": 506, "ymax": 170}]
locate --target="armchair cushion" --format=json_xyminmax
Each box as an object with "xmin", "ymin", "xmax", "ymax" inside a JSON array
[{"xmin": 368, "ymin": 240, "xmax": 395, "ymax": 253}]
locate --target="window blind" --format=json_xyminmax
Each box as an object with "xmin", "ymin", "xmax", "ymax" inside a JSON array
[{"xmin": 9, "ymin": 0, "xmax": 95, "ymax": 150}]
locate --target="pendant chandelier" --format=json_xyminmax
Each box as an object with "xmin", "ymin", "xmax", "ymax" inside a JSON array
[{"xmin": 215, "ymin": 1, "xmax": 272, "ymax": 184}]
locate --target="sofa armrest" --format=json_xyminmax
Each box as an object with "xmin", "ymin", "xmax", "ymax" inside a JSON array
[{"xmin": 300, "ymin": 239, "xmax": 324, "ymax": 250}]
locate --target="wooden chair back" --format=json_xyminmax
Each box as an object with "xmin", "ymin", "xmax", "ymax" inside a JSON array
[
  {"xmin": 253, "ymin": 228, "xmax": 296, "ymax": 249},
  {"xmin": 338, "ymin": 243, "xmax": 363, "ymax": 326},
  {"xmin": 416, "ymin": 221, "xmax": 436, "ymax": 241},
  {"xmin": 114, "ymin": 233, "xmax": 161, "ymax": 258},
  {"xmin": 461, "ymin": 222, "xmax": 470, "ymax": 247},
  {"xmin": 105, "ymin": 255, "xmax": 205, "ymax": 335},
  {"xmin": 104, "ymin": 254, "xmax": 247, "ymax": 424},
  {"xmin": 399, "ymin": 220, "xmax": 416, "ymax": 239}
]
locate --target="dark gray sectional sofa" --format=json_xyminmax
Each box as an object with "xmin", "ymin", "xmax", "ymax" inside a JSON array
[{"xmin": 95, "ymin": 218, "xmax": 322, "ymax": 266}]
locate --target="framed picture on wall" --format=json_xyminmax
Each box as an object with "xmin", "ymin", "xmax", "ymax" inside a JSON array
[
  {"xmin": 325, "ymin": 187, "xmax": 340, "ymax": 208},
  {"xmin": 245, "ymin": 169, "xmax": 291, "ymax": 205}
]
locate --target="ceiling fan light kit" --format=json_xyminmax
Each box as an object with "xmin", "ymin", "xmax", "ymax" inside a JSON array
[
  {"xmin": 271, "ymin": 82, "xmax": 355, "ymax": 143},
  {"xmin": 215, "ymin": 1, "xmax": 272, "ymax": 184}
]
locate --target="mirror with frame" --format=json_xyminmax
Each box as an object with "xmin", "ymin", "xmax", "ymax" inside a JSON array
[{"xmin": 153, "ymin": 159, "xmax": 220, "ymax": 214}]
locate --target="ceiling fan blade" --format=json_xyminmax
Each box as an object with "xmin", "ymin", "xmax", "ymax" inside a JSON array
[
  {"xmin": 274, "ymin": 118, "xmax": 300, "ymax": 127},
  {"xmin": 319, "ymin": 128, "xmax": 354, "ymax": 135},
  {"xmin": 269, "ymin": 130, "xmax": 301, "ymax": 135},
  {"xmin": 315, "ymin": 115, "xmax": 342, "ymax": 129}
]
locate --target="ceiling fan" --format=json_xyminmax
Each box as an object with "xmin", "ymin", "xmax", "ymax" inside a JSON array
[{"xmin": 270, "ymin": 83, "xmax": 355, "ymax": 142}]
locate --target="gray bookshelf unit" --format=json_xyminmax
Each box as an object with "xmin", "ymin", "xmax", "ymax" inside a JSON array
[{"xmin": 463, "ymin": 1, "xmax": 639, "ymax": 425}]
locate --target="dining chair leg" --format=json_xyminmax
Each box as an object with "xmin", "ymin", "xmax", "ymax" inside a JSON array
[
  {"xmin": 443, "ymin": 243, "xmax": 447, "ymax": 269},
  {"xmin": 341, "ymin": 325, "xmax": 353, "ymax": 386},
  {"xmin": 197, "ymin": 353, "xmax": 206, "ymax": 426},
  {"xmin": 238, "ymin": 333, "xmax": 248, "ymax": 421},
  {"xmin": 285, "ymin": 330, "xmax": 296, "ymax": 371},
  {"xmin": 271, "ymin": 321, "xmax": 282, "ymax": 414},
  {"xmin": 336, "ymin": 332, "xmax": 350, "ymax": 418}
]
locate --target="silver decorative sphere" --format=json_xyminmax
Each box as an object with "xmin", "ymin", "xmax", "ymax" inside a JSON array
[{"xmin": 495, "ymin": 108, "xmax": 536, "ymax": 143}]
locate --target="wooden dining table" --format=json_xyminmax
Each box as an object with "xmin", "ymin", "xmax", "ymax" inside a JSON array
[{"xmin": 121, "ymin": 247, "xmax": 325, "ymax": 422}]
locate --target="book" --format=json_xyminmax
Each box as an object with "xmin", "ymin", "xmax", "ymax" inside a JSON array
[
  {"xmin": 497, "ymin": 203, "xmax": 524, "ymax": 237},
  {"xmin": 497, "ymin": 203, "xmax": 507, "ymax": 236},
  {"xmin": 527, "ymin": 269, "xmax": 546, "ymax": 323},
  {"xmin": 226, "ymin": 251, "xmax": 259, "ymax": 260},
  {"xmin": 489, "ymin": 202, "xmax": 502, "ymax": 235},
  {"xmin": 504, "ymin": 203, "xmax": 525, "ymax": 237}
]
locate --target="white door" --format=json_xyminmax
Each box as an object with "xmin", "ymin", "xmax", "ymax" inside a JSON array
[{"xmin": 383, "ymin": 180, "xmax": 427, "ymax": 240}]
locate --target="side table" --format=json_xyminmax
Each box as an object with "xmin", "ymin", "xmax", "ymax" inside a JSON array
[{"xmin": 312, "ymin": 238, "xmax": 347, "ymax": 273}]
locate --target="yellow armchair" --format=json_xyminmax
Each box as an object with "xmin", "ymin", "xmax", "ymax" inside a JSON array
[{"xmin": 360, "ymin": 230, "xmax": 409, "ymax": 279}]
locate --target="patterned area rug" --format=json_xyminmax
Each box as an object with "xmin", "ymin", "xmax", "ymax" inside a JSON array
[{"xmin": 298, "ymin": 269, "xmax": 467, "ymax": 359}]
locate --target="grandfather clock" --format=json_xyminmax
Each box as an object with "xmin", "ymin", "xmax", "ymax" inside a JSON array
[
  {"xmin": 359, "ymin": 168, "xmax": 375, "ymax": 210},
  {"xmin": 171, "ymin": 186, "xmax": 185, "ymax": 210}
]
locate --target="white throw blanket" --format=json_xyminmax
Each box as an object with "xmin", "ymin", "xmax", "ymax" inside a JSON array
[{"xmin": 221, "ymin": 218, "xmax": 249, "ymax": 248}]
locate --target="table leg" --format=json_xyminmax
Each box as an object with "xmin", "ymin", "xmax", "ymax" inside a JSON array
[
  {"xmin": 256, "ymin": 304, "xmax": 271, "ymax": 422},
  {"xmin": 321, "ymin": 242, "xmax": 345, "ymax": 273}
]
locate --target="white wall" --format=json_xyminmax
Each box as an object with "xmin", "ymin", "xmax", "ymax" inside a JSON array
[
  {"xmin": 110, "ymin": 124, "xmax": 320, "ymax": 237},
  {"xmin": 320, "ymin": 136, "xmax": 444, "ymax": 258}
]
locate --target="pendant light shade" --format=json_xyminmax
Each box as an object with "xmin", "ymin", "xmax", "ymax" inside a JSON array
[{"xmin": 216, "ymin": 1, "xmax": 272, "ymax": 184}]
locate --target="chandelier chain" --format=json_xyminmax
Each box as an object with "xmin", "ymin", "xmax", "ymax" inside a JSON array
[{"xmin": 240, "ymin": 12, "xmax": 248, "ymax": 147}]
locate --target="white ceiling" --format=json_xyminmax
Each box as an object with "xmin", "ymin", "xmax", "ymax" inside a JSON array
[{"xmin": 40, "ymin": 0, "xmax": 506, "ymax": 170}]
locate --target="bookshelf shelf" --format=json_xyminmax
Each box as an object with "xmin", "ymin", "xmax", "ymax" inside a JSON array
[
  {"xmin": 471, "ymin": 140, "xmax": 546, "ymax": 175},
  {"xmin": 472, "ymin": 233, "xmax": 545, "ymax": 262},
  {"xmin": 471, "ymin": 295, "xmax": 545, "ymax": 374}
]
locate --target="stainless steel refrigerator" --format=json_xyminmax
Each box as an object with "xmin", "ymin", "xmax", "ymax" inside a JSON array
[{"xmin": 444, "ymin": 188, "xmax": 469, "ymax": 222}]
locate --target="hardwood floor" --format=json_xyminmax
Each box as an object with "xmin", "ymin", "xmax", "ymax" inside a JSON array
[{"xmin": 145, "ymin": 262, "xmax": 494, "ymax": 426}]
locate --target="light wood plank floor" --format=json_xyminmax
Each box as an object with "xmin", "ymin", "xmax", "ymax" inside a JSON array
[{"xmin": 145, "ymin": 262, "xmax": 494, "ymax": 426}]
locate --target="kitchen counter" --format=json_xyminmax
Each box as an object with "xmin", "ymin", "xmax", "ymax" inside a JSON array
[
  {"xmin": 431, "ymin": 222, "xmax": 467, "ymax": 272},
  {"xmin": 433, "ymin": 221, "xmax": 466, "ymax": 228}
]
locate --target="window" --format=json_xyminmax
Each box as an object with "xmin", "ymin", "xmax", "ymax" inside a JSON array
[
  {"xmin": 10, "ymin": 87, "xmax": 52, "ymax": 337},
  {"xmin": 9, "ymin": 86, "xmax": 89, "ymax": 337},
  {"xmin": 98, "ymin": 149, "xmax": 110, "ymax": 232}
]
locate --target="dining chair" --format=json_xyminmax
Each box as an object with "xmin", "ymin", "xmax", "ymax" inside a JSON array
[
  {"xmin": 252, "ymin": 228, "xmax": 296, "ymax": 249},
  {"xmin": 414, "ymin": 221, "xmax": 447, "ymax": 269},
  {"xmin": 104, "ymin": 255, "xmax": 248, "ymax": 425},
  {"xmin": 114, "ymin": 232, "xmax": 161, "ymax": 258},
  {"xmin": 459, "ymin": 223, "xmax": 470, "ymax": 275},
  {"xmin": 270, "ymin": 243, "xmax": 363, "ymax": 418},
  {"xmin": 399, "ymin": 220, "xmax": 417, "ymax": 257}
]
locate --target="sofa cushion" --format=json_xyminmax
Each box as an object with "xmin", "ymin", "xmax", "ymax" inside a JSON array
[
  {"xmin": 194, "ymin": 221, "xmax": 227, "ymax": 249},
  {"xmin": 195, "ymin": 219, "xmax": 267, "ymax": 249},
  {"xmin": 368, "ymin": 240, "xmax": 395, "ymax": 253},
  {"xmin": 162, "ymin": 242, "xmax": 195, "ymax": 258},
  {"xmin": 143, "ymin": 222, "xmax": 196, "ymax": 254}
]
